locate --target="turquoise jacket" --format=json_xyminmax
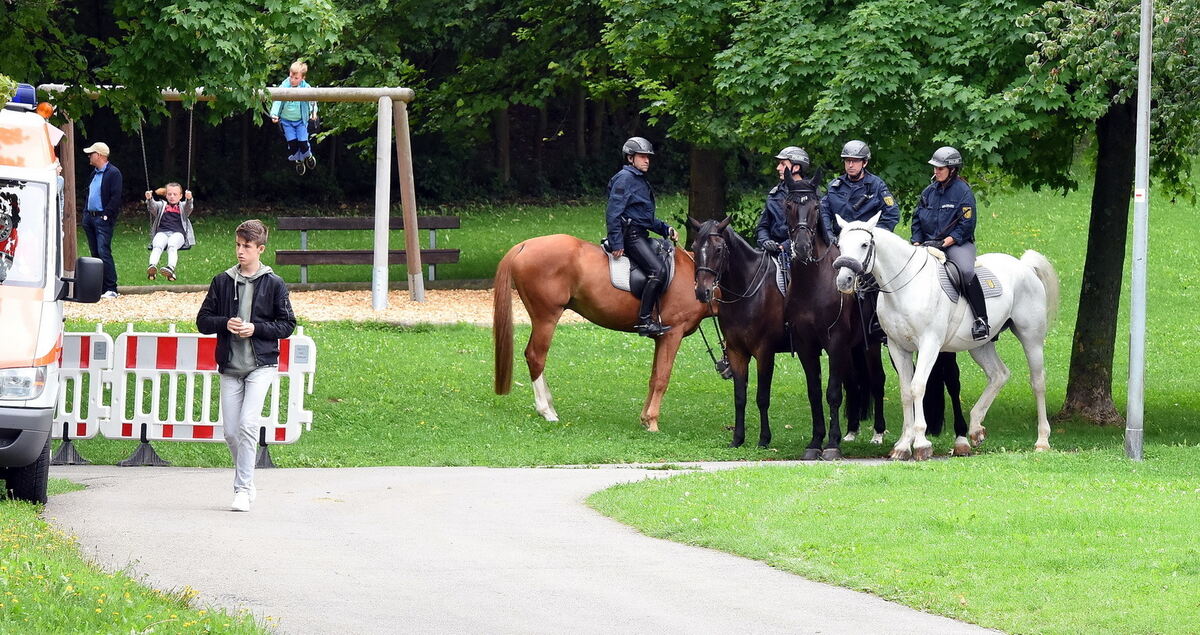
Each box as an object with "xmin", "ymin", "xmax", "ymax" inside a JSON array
[{"xmin": 269, "ymin": 78, "xmax": 317, "ymax": 121}]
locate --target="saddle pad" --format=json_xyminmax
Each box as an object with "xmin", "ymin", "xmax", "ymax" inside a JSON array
[
  {"xmin": 606, "ymin": 245, "xmax": 676, "ymax": 292},
  {"xmin": 937, "ymin": 264, "xmax": 1003, "ymax": 302},
  {"xmin": 773, "ymin": 253, "xmax": 787, "ymax": 296}
]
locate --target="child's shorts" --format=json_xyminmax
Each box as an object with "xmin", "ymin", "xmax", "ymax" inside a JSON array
[{"xmin": 280, "ymin": 118, "xmax": 308, "ymax": 142}]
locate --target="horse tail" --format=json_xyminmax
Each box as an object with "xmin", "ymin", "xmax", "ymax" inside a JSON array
[
  {"xmin": 493, "ymin": 243, "xmax": 521, "ymax": 395},
  {"xmin": 1021, "ymin": 250, "xmax": 1060, "ymax": 325}
]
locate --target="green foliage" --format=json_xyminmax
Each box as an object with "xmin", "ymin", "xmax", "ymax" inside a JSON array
[
  {"xmin": 0, "ymin": 74, "xmax": 15, "ymax": 104},
  {"xmin": 1018, "ymin": 0, "xmax": 1200, "ymax": 195},
  {"xmin": 591, "ymin": 447, "xmax": 1200, "ymax": 634}
]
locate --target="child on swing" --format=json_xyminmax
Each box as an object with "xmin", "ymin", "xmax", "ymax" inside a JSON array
[
  {"xmin": 144, "ymin": 182, "xmax": 196, "ymax": 281},
  {"xmin": 269, "ymin": 60, "xmax": 318, "ymax": 162}
]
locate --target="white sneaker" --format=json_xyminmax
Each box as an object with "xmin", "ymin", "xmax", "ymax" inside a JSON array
[
  {"xmin": 231, "ymin": 491, "xmax": 251, "ymax": 512},
  {"xmin": 100, "ymin": 290, "xmax": 119, "ymax": 299}
]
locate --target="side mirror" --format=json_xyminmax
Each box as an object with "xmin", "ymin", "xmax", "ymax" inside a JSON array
[{"xmin": 62, "ymin": 257, "xmax": 103, "ymax": 303}]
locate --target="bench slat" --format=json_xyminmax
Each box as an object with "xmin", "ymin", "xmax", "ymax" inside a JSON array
[
  {"xmin": 277, "ymin": 216, "xmax": 460, "ymax": 231},
  {"xmin": 274, "ymin": 249, "xmax": 460, "ymax": 266}
]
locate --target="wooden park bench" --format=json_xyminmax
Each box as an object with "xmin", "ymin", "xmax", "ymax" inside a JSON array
[{"xmin": 274, "ymin": 215, "xmax": 460, "ymax": 283}]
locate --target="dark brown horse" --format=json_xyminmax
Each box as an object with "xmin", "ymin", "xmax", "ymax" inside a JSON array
[
  {"xmin": 690, "ymin": 217, "xmax": 790, "ymax": 448},
  {"xmin": 783, "ymin": 179, "xmax": 872, "ymax": 460},
  {"xmin": 493, "ymin": 235, "xmax": 710, "ymax": 431}
]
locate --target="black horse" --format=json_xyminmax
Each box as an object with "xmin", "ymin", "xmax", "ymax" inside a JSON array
[
  {"xmin": 690, "ymin": 216, "xmax": 790, "ymax": 449},
  {"xmin": 782, "ymin": 178, "xmax": 873, "ymax": 460}
]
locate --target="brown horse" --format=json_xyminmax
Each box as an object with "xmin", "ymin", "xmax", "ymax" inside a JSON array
[{"xmin": 493, "ymin": 235, "xmax": 710, "ymax": 431}]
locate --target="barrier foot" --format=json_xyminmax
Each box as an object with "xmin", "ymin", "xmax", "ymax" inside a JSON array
[
  {"xmin": 51, "ymin": 439, "xmax": 91, "ymax": 466},
  {"xmin": 255, "ymin": 445, "xmax": 276, "ymax": 469},
  {"xmin": 117, "ymin": 441, "xmax": 172, "ymax": 467}
]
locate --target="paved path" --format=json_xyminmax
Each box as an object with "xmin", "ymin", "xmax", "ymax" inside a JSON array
[{"xmin": 46, "ymin": 464, "xmax": 995, "ymax": 634}]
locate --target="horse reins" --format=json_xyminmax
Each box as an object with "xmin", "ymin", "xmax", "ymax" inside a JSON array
[{"xmin": 840, "ymin": 227, "xmax": 929, "ymax": 294}]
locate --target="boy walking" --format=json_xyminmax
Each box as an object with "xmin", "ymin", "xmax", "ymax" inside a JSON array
[{"xmin": 197, "ymin": 220, "xmax": 295, "ymax": 512}]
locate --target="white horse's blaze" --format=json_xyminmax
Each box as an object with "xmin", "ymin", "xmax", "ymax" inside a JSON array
[
  {"xmin": 532, "ymin": 374, "xmax": 559, "ymax": 422},
  {"xmin": 836, "ymin": 222, "xmax": 1059, "ymax": 461}
]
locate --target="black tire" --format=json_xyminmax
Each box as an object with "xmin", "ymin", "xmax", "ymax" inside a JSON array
[
  {"xmin": 305, "ymin": 155, "xmax": 316, "ymax": 169},
  {"xmin": 6, "ymin": 435, "xmax": 50, "ymax": 504},
  {"xmin": 295, "ymin": 161, "xmax": 306, "ymax": 176}
]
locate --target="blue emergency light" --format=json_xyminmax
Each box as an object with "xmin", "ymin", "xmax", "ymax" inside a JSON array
[{"xmin": 4, "ymin": 83, "xmax": 37, "ymax": 111}]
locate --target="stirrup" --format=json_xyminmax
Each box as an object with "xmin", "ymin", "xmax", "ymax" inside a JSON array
[
  {"xmin": 971, "ymin": 318, "xmax": 990, "ymax": 341},
  {"xmin": 635, "ymin": 320, "xmax": 672, "ymax": 338}
]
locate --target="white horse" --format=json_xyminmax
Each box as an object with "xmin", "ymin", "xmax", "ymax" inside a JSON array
[{"xmin": 831, "ymin": 212, "xmax": 1059, "ymax": 460}]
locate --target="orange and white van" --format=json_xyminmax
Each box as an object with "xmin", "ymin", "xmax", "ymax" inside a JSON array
[{"xmin": 0, "ymin": 83, "xmax": 101, "ymax": 503}]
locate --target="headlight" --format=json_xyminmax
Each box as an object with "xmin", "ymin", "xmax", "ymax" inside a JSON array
[{"xmin": 0, "ymin": 367, "xmax": 47, "ymax": 400}]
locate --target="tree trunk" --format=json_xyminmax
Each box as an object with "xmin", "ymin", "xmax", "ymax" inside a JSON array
[
  {"xmin": 495, "ymin": 107, "xmax": 510, "ymax": 185},
  {"xmin": 575, "ymin": 87, "xmax": 587, "ymax": 158},
  {"xmin": 590, "ymin": 99, "xmax": 605, "ymax": 158},
  {"xmin": 1058, "ymin": 99, "xmax": 1136, "ymax": 425},
  {"xmin": 687, "ymin": 145, "xmax": 728, "ymax": 240}
]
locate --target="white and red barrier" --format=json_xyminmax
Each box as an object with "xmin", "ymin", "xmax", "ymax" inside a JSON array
[
  {"xmin": 52, "ymin": 326, "xmax": 116, "ymax": 463},
  {"xmin": 55, "ymin": 324, "xmax": 316, "ymax": 465}
]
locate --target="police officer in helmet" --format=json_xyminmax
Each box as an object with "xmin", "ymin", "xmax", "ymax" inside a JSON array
[
  {"xmin": 606, "ymin": 137, "xmax": 678, "ymax": 337},
  {"xmin": 820, "ymin": 140, "xmax": 901, "ymax": 342},
  {"xmin": 755, "ymin": 146, "xmax": 810, "ymax": 254},
  {"xmin": 912, "ymin": 146, "xmax": 990, "ymax": 340}
]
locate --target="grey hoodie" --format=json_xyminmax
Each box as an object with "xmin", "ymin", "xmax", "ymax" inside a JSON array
[{"xmin": 224, "ymin": 264, "xmax": 275, "ymax": 377}]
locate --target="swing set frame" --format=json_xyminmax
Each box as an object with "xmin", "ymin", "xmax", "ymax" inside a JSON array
[{"xmin": 41, "ymin": 83, "xmax": 425, "ymax": 307}]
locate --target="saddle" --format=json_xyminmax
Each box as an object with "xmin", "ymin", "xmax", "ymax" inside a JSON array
[
  {"xmin": 601, "ymin": 238, "xmax": 676, "ymax": 300},
  {"xmin": 932, "ymin": 252, "xmax": 1003, "ymax": 302}
]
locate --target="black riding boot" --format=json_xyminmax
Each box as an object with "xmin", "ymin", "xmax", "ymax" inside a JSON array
[
  {"xmin": 965, "ymin": 275, "xmax": 990, "ymax": 341},
  {"xmin": 636, "ymin": 275, "xmax": 671, "ymax": 337}
]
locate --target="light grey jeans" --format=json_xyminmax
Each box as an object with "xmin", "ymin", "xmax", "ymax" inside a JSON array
[{"xmin": 220, "ymin": 366, "xmax": 277, "ymax": 493}]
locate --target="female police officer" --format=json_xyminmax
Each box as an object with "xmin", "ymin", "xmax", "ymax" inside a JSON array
[
  {"xmin": 755, "ymin": 146, "xmax": 810, "ymax": 253},
  {"xmin": 606, "ymin": 137, "xmax": 678, "ymax": 337},
  {"xmin": 911, "ymin": 146, "xmax": 990, "ymax": 341}
]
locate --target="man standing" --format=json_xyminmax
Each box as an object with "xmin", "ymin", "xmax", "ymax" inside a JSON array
[{"xmin": 81, "ymin": 142, "xmax": 123, "ymax": 298}]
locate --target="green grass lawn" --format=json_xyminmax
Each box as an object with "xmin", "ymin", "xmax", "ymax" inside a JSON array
[
  {"xmin": 588, "ymin": 447, "xmax": 1200, "ymax": 635},
  {"xmin": 0, "ymin": 481, "xmax": 265, "ymax": 634}
]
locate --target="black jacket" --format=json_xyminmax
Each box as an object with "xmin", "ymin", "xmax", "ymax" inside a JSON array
[
  {"xmin": 87, "ymin": 163, "xmax": 124, "ymax": 217},
  {"xmin": 196, "ymin": 269, "xmax": 297, "ymax": 373}
]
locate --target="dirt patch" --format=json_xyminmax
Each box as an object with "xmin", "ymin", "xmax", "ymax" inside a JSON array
[{"xmin": 64, "ymin": 289, "xmax": 588, "ymax": 326}]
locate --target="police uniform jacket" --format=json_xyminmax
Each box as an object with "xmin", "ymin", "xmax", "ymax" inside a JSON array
[
  {"xmin": 911, "ymin": 177, "xmax": 977, "ymax": 244},
  {"xmin": 754, "ymin": 183, "xmax": 789, "ymax": 246},
  {"xmin": 820, "ymin": 170, "xmax": 899, "ymax": 237},
  {"xmin": 605, "ymin": 165, "xmax": 667, "ymax": 250}
]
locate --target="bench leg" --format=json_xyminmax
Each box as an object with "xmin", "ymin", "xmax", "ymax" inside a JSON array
[{"xmin": 428, "ymin": 229, "xmax": 437, "ymax": 281}]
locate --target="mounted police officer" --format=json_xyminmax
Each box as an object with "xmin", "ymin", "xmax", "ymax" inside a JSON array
[
  {"xmin": 755, "ymin": 146, "xmax": 810, "ymax": 254},
  {"xmin": 912, "ymin": 146, "xmax": 990, "ymax": 340},
  {"xmin": 820, "ymin": 140, "xmax": 900, "ymax": 342},
  {"xmin": 606, "ymin": 136, "xmax": 678, "ymax": 337}
]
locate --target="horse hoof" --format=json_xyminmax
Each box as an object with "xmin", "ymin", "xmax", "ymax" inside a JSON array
[
  {"xmin": 889, "ymin": 448, "xmax": 912, "ymax": 461},
  {"xmin": 970, "ymin": 426, "xmax": 988, "ymax": 446},
  {"xmin": 538, "ymin": 410, "xmax": 559, "ymax": 422},
  {"xmin": 913, "ymin": 445, "xmax": 933, "ymax": 461},
  {"xmin": 729, "ymin": 439, "xmax": 745, "ymax": 449},
  {"xmin": 870, "ymin": 432, "xmax": 885, "ymax": 445},
  {"xmin": 821, "ymin": 448, "xmax": 843, "ymax": 461},
  {"xmin": 952, "ymin": 442, "xmax": 972, "ymax": 457},
  {"xmin": 1035, "ymin": 443, "xmax": 1050, "ymax": 452},
  {"xmin": 801, "ymin": 448, "xmax": 821, "ymax": 461},
  {"xmin": 843, "ymin": 431, "xmax": 857, "ymax": 442}
]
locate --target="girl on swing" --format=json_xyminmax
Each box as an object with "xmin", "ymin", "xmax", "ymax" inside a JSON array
[{"xmin": 144, "ymin": 182, "xmax": 196, "ymax": 281}]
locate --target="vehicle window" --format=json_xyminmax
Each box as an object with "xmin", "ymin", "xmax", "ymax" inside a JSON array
[{"xmin": 0, "ymin": 177, "xmax": 48, "ymax": 288}]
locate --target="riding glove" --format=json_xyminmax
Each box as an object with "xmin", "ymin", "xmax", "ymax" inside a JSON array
[{"xmin": 761, "ymin": 240, "xmax": 781, "ymax": 254}]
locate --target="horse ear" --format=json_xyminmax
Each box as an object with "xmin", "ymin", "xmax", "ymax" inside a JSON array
[
  {"xmin": 716, "ymin": 216, "xmax": 732, "ymax": 231},
  {"xmin": 866, "ymin": 210, "xmax": 883, "ymax": 228},
  {"xmin": 687, "ymin": 217, "xmax": 702, "ymax": 231},
  {"xmin": 834, "ymin": 214, "xmax": 849, "ymax": 230}
]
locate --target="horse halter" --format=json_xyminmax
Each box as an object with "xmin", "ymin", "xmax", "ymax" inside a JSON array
[
  {"xmin": 695, "ymin": 229, "xmax": 769, "ymax": 303},
  {"xmin": 831, "ymin": 226, "xmax": 876, "ymax": 277},
  {"xmin": 786, "ymin": 190, "xmax": 827, "ymax": 264}
]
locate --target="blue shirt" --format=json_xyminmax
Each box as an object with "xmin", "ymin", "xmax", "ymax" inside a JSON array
[
  {"xmin": 911, "ymin": 177, "xmax": 978, "ymax": 244},
  {"xmin": 87, "ymin": 167, "xmax": 106, "ymax": 212},
  {"xmin": 754, "ymin": 183, "xmax": 789, "ymax": 246},
  {"xmin": 605, "ymin": 165, "xmax": 666, "ymax": 250},
  {"xmin": 820, "ymin": 170, "xmax": 900, "ymax": 236}
]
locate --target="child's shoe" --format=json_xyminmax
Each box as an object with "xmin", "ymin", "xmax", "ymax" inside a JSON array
[
  {"xmin": 161, "ymin": 266, "xmax": 176, "ymax": 281},
  {"xmin": 287, "ymin": 152, "xmax": 299, "ymax": 162},
  {"xmin": 298, "ymin": 150, "xmax": 313, "ymax": 161},
  {"xmin": 146, "ymin": 265, "xmax": 157, "ymax": 280}
]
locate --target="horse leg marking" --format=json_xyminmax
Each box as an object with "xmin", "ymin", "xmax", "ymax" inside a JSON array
[{"xmin": 532, "ymin": 375, "xmax": 559, "ymax": 422}]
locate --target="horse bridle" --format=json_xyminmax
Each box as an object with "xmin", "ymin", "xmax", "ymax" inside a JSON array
[
  {"xmin": 834, "ymin": 226, "xmax": 928, "ymax": 294},
  {"xmin": 786, "ymin": 191, "xmax": 831, "ymax": 265},
  {"xmin": 695, "ymin": 230, "xmax": 770, "ymax": 303}
]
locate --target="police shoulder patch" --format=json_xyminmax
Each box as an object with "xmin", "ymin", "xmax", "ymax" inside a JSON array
[
  {"xmin": 614, "ymin": 186, "xmax": 626, "ymax": 195},
  {"xmin": 883, "ymin": 196, "xmax": 895, "ymax": 207},
  {"xmin": 830, "ymin": 178, "xmax": 841, "ymax": 187},
  {"xmin": 963, "ymin": 207, "xmax": 973, "ymax": 219}
]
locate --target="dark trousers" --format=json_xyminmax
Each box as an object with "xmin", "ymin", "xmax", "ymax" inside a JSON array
[
  {"xmin": 82, "ymin": 212, "xmax": 118, "ymax": 292},
  {"xmin": 623, "ymin": 226, "xmax": 667, "ymax": 321}
]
